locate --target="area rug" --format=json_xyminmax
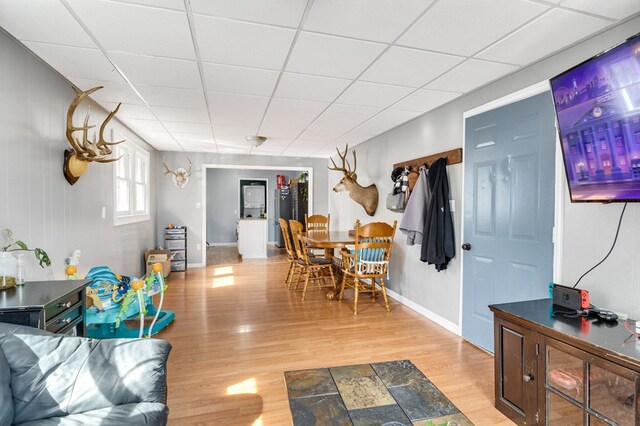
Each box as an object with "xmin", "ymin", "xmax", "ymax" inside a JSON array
[{"xmin": 285, "ymin": 360, "xmax": 473, "ymax": 425}]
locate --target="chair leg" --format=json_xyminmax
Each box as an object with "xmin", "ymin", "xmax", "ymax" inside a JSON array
[
  {"xmin": 328, "ymin": 266, "xmax": 336, "ymax": 290},
  {"xmin": 301, "ymin": 269, "xmax": 310, "ymax": 301},
  {"xmin": 380, "ymin": 280, "xmax": 390, "ymax": 312},
  {"xmin": 285, "ymin": 262, "xmax": 294, "ymax": 288},
  {"xmin": 293, "ymin": 265, "xmax": 302, "ymax": 290},
  {"xmin": 371, "ymin": 278, "xmax": 377, "ymax": 299},
  {"xmin": 338, "ymin": 273, "xmax": 347, "ymax": 301},
  {"xmin": 353, "ymin": 278, "xmax": 359, "ymax": 315}
]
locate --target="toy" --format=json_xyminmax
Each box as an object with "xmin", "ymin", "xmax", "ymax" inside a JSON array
[
  {"xmin": 85, "ymin": 265, "xmax": 175, "ymax": 339},
  {"xmin": 86, "ymin": 287, "xmax": 104, "ymax": 312},
  {"xmin": 65, "ymin": 265, "xmax": 78, "ymax": 280}
]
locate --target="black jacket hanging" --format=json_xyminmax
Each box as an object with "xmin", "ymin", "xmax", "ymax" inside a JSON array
[{"xmin": 420, "ymin": 157, "xmax": 455, "ymax": 271}]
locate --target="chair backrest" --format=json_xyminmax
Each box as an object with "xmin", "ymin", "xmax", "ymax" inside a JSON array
[
  {"xmin": 278, "ymin": 218, "xmax": 296, "ymax": 260},
  {"xmin": 289, "ymin": 219, "xmax": 311, "ymax": 264},
  {"xmin": 353, "ymin": 220, "xmax": 397, "ymax": 276},
  {"xmin": 305, "ymin": 214, "xmax": 330, "ymax": 232}
]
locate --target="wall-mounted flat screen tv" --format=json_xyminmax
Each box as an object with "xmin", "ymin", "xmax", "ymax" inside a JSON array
[{"xmin": 550, "ymin": 32, "xmax": 640, "ymax": 202}]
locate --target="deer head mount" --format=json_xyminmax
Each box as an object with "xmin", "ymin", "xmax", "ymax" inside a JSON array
[
  {"xmin": 64, "ymin": 86, "xmax": 124, "ymax": 185},
  {"xmin": 328, "ymin": 144, "xmax": 379, "ymax": 216},
  {"xmin": 163, "ymin": 158, "xmax": 193, "ymax": 189}
]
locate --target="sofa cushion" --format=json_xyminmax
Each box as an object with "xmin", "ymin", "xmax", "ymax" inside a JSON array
[
  {"xmin": 0, "ymin": 322, "xmax": 171, "ymax": 424},
  {"xmin": 15, "ymin": 402, "xmax": 168, "ymax": 426},
  {"xmin": 0, "ymin": 348, "xmax": 13, "ymax": 425}
]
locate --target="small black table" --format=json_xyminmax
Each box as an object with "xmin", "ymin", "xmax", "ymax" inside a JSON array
[{"xmin": 0, "ymin": 280, "xmax": 90, "ymax": 336}]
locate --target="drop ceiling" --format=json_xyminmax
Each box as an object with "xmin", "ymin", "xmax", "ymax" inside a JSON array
[{"xmin": 0, "ymin": 0, "xmax": 638, "ymax": 157}]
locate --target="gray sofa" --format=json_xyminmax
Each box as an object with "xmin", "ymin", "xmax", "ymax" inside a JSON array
[{"xmin": 0, "ymin": 322, "xmax": 171, "ymax": 425}]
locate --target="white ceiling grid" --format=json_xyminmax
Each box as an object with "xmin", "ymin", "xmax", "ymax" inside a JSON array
[{"xmin": 0, "ymin": 0, "xmax": 638, "ymax": 157}]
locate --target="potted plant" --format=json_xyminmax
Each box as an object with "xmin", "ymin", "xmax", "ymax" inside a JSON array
[{"xmin": 0, "ymin": 229, "xmax": 51, "ymax": 289}]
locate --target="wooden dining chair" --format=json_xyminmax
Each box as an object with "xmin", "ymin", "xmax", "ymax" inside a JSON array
[
  {"xmin": 279, "ymin": 218, "xmax": 300, "ymax": 289},
  {"xmin": 289, "ymin": 219, "xmax": 336, "ymax": 300},
  {"xmin": 304, "ymin": 214, "xmax": 330, "ymax": 231},
  {"xmin": 338, "ymin": 220, "xmax": 397, "ymax": 315}
]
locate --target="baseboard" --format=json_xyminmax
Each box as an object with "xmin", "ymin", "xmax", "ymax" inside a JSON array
[
  {"xmin": 207, "ymin": 242, "xmax": 238, "ymax": 247},
  {"xmin": 385, "ymin": 288, "xmax": 461, "ymax": 336}
]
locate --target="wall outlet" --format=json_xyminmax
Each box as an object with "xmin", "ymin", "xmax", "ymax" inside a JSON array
[{"xmin": 196, "ymin": 243, "xmax": 201, "ymax": 251}]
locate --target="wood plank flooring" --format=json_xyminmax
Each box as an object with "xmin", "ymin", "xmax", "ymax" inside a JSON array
[{"xmin": 158, "ymin": 258, "xmax": 511, "ymax": 425}]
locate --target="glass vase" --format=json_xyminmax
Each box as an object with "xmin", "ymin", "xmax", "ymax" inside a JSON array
[{"xmin": 0, "ymin": 251, "xmax": 18, "ymax": 290}]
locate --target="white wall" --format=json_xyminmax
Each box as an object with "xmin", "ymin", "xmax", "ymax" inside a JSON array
[
  {"xmin": 0, "ymin": 29, "xmax": 157, "ymax": 280},
  {"xmin": 156, "ymin": 151, "xmax": 329, "ymax": 265},
  {"xmin": 329, "ymin": 17, "xmax": 640, "ymax": 327}
]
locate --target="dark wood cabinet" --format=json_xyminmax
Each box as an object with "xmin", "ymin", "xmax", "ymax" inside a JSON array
[
  {"xmin": 0, "ymin": 280, "xmax": 90, "ymax": 336},
  {"xmin": 491, "ymin": 299, "xmax": 640, "ymax": 425}
]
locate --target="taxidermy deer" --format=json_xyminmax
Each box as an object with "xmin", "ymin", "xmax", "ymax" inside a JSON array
[
  {"xmin": 64, "ymin": 86, "xmax": 124, "ymax": 185},
  {"xmin": 163, "ymin": 158, "xmax": 193, "ymax": 189},
  {"xmin": 328, "ymin": 144, "xmax": 378, "ymax": 216}
]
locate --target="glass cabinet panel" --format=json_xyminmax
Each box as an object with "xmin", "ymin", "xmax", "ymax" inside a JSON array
[
  {"xmin": 589, "ymin": 364, "xmax": 635, "ymax": 425},
  {"xmin": 548, "ymin": 391, "xmax": 583, "ymax": 425},
  {"xmin": 588, "ymin": 415, "xmax": 612, "ymax": 426},
  {"xmin": 547, "ymin": 345, "xmax": 585, "ymax": 403}
]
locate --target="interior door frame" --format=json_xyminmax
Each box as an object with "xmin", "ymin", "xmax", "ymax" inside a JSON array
[
  {"xmin": 458, "ymin": 80, "xmax": 566, "ymax": 335},
  {"xmin": 201, "ymin": 164, "xmax": 313, "ymax": 266}
]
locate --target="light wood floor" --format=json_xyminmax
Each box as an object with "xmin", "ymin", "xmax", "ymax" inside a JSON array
[{"xmin": 158, "ymin": 259, "xmax": 511, "ymax": 425}]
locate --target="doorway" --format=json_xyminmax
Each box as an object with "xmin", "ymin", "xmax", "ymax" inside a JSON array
[{"xmin": 461, "ymin": 90, "xmax": 557, "ymax": 352}]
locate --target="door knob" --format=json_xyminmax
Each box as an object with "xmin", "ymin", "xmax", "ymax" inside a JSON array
[
  {"xmin": 523, "ymin": 374, "xmax": 534, "ymax": 382},
  {"xmin": 461, "ymin": 243, "xmax": 471, "ymax": 251}
]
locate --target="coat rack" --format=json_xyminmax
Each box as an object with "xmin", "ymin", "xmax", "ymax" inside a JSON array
[{"xmin": 393, "ymin": 147, "xmax": 462, "ymax": 170}]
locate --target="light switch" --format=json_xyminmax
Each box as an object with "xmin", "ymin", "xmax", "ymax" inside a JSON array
[
  {"xmin": 196, "ymin": 202, "xmax": 201, "ymax": 209},
  {"xmin": 101, "ymin": 206, "xmax": 106, "ymax": 219},
  {"xmin": 449, "ymin": 200, "xmax": 455, "ymax": 212},
  {"xmin": 196, "ymin": 243, "xmax": 201, "ymax": 251}
]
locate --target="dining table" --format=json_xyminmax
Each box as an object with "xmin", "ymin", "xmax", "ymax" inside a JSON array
[{"xmin": 302, "ymin": 230, "xmax": 355, "ymax": 300}]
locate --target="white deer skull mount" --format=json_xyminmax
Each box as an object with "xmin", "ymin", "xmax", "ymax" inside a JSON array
[{"xmin": 163, "ymin": 158, "xmax": 193, "ymax": 189}]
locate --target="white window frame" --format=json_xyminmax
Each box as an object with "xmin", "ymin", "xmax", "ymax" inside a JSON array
[{"xmin": 113, "ymin": 140, "xmax": 150, "ymax": 226}]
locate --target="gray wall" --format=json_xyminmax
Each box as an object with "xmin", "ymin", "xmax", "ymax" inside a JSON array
[
  {"xmin": 0, "ymin": 30, "xmax": 157, "ymax": 280},
  {"xmin": 157, "ymin": 151, "xmax": 328, "ymax": 265},
  {"xmin": 329, "ymin": 16, "xmax": 640, "ymax": 327},
  {"xmin": 206, "ymin": 168, "xmax": 303, "ymax": 244}
]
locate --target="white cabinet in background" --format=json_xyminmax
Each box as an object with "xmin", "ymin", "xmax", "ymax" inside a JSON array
[{"xmin": 237, "ymin": 219, "xmax": 267, "ymax": 258}]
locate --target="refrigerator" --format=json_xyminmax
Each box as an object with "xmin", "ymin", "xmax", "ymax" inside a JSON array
[
  {"xmin": 274, "ymin": 183, "xmax": 308, "ymax": 247},
  {"xmin": 274, "ymin": 188, "xmax": 292, "ymax": 247}
]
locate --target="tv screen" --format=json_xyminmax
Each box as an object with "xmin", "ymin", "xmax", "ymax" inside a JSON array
[{"xmin": 550, "ymin": 32, "xmax": 640, "ymax": 202}]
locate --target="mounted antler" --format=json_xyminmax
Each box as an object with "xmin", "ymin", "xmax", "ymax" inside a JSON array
[
  {"xmin": 163, "ymin": 157, "xmax": 193, "ymax": 189},
  {"xmin": 328, "ymin": 144, "xmax": 378, "ymax": 216},
  {"xmin": 64, "ymin": 86, "xmax": 124, "ymax": 185}
]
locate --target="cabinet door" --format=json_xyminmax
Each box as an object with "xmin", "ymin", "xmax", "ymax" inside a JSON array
[{"xmin": 494, "ymin": 317, "xmax": 539, "ymax": 425}]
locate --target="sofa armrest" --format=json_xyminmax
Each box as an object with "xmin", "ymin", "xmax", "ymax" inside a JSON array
[{"xmin": 0, "ymin": 322, "xmax": 171, "ymax": 424}]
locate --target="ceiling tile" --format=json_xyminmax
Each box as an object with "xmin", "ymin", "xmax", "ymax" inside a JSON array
[
  {"xmin": 398, "ymin": 0, "xmax": 547, "ymax": 56},
  {"xmin": 163, "ymin": 122, "xmax": 212, "ymax": 134},
  {"xmin": 24, "ymin": 42, "xmax": 124, "ymax": 82},
  {"xmin": 101, "ymin": 102, "xmax": 156, "ymax": 120},
  {"xmin": 355, "ymin": 109, "xmax": 422, "ymax": 134},
  {"xmin": 267, "ymin": 98, "xmax": 329, "ymax": 119},
  {"xmin": 66, "ymin": 0, "xmax": 195, "ymax": 59},
  {"xmin": 275, "ymin": 72, "xmax": 351, "ymax": 102},
  {"xmin": 391, "ymin": 89, "xmax": 461, "ymax": 112},
  {"xmin": 149, "ymin": 139, "xmax": 182, "ymax": 151},
  {"xmin": 0, "ymin": 0, "xmax": 96, "ymax": 48},
  {"xmin": 123, "ymin": 118, "xmax": 166, "ymax": 132},
  {"xmin": 298, "ymin": 125, "xmax": 348, "ymax": 142},
  {"xmin": 137, "ymin": 129, "xmax": 177, "ymax": 147},
  {"xmin": 194, "ymin": 15, "xmax": 296, "ymax": 69},
  {"xmin": 259, "ymin": 117, "xmax": 310, "ymax": 139},
  {"xmin": 135, "ymin": 85, "xmax": 207, "ymax": 109},
  {"xmin": 475, "ymin": 8, "xmax": 611, "ymax": 65},
  {"xmin": 561, "ymin": 0, "xmax": 640, "ymax": 20},
  {"xmin": 319, "ymin": 104, "xmax": 383, "ymax": 123},
  {"xmin": 208, "ymin": 92, "xmax": 270, "ymax": 127},
  {"xmin": 360, "ymin": 46, "xmax": 464, "ymax": 87},
  {"xmin": 190, "ymin": 0, "xmax": 307, "ymax": 27},
  {"xmin": 110, "ymin": 0, "xmax": 186, "ymax": 11},
  {"xmin": 424, "ymin": 59, "xmax": 519, "ymax": 93},
  {"xmin": 286, "ymin": 32, "xmax": 386, "ymax": 79},
  {"xmin": 336, "ymin": 81, "xmax": 414, "ymax": 108},
  {"xmin": 173, "ymin": 130, "xmax": 214, "ymax": 141},
  {"xmin": 213, "ymin": 124, "xmax": 261, "ymax": 138},
  {"xmin": 304, "ymin": 0, "xmax": 431, "ymax": 43},
  {"xmin": 178, "ymin": 139, "xmax": 219, "ymax": 152},
  {"xmin": 152, "ymin": 106, "xmax": 210, "ymax": 123},
  {"xmin": 110, "ymin": 53, "xmax": 201, "ymax": 89},
  {"xmin": 69, "ymin": 78, "xmax": 143, "ymax": 104},
  {"xmin": 202, "ymin": 63, "xmax": 279, "ymax": 96}
]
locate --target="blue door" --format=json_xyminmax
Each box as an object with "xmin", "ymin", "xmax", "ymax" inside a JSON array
[{"xmin": 462, "ymin": 92, "xmax": 556, "ymax": 352}]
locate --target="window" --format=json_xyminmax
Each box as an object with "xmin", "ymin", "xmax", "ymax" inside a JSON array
[{"xmin": 113, "ymin": 142, "xmax": 150, "ymax": 226}]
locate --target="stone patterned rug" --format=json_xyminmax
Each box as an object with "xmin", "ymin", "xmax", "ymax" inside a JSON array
[{"xmin": 285, "ymin": 360, "xmax": 473, "ymax": 426}]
